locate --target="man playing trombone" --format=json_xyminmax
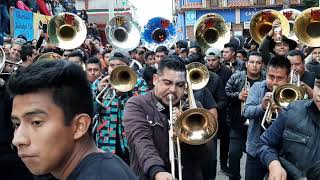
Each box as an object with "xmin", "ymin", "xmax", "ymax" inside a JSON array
[
  {"xmin": 243, "ymin": 56, "xmax": 291, "ymax": 180},
  {"xmin": 257, "ymin": 72, "xmax": 320, "ymax": 180},
  {"xmin": 225, "ymin": 51, "xmax": 265, "ymax": 180},
  {"xmin": 124, "ymin": 58, "xmax": 217, "ymax": 180},
  {"xmin": 91, "ymin": 49, "xmax": 148, "ymax": 164}
]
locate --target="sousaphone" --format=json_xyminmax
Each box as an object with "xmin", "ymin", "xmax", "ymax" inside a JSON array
[
  {"xmin": 105, "ymin": 15, "xmax": 140, "ymax": 51},
  {"xmin": 250, "ymin": 9, "xmax": 290, "ymax": 44},
  {"xmin": 280, "ymin": 8, "xmax": 301, "ymax": 41},
  {"xmin": 194, "ymin": 13, "xmax": 230, "ymax": 52},
  {"xmin": 294, "ymin": 7, "xmax": 320, "ymax": 47},
  {"xmin": 48, "ymin": 12, "xmax": 87, "ymax": 50},
  {"xmin": 141, "ymin": 17, "xmax": 177, "ymax": 51}
]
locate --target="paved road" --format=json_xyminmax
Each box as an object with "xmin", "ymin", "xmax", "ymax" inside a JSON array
[{"xmin": 216, "ymin": 140, "xmax": 247, "ymax": 180}]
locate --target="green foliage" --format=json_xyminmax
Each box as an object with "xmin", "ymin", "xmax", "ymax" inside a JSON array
[{"xmin": 303, "ymin": 0, "xmax": 319, "ymax": 8}]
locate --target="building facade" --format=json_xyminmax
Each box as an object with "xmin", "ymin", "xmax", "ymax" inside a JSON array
[{"xmin": 174, "ymin": 0, "xmax": 304, "ymax": 40}]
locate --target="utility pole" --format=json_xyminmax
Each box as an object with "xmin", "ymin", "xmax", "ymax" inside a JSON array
[{"xmin": 108, "ymin": 0, "xmax": 115, "ymax": 21}]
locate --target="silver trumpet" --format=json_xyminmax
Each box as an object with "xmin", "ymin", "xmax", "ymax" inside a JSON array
[{"xmin": 241, "ymin": 75, "xmax": 250, "ymax": 125}]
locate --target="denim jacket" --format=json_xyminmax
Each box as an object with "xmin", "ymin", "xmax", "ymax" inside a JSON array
[{"xmin": 243, "ymin": 80, "xmax": 268, "ymax": 157}]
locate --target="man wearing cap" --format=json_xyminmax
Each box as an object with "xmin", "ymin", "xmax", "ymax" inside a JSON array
[
  {"xmin": 257, "ymin": 73, "xmax": 320, "ymax": 180},
  {"xmin": 91, "ymin": 49, "xmax": 148, "ymax": 164},
  {"xmin": 258, "ymin": 19, "xmax": 297, "ymax": 65}
]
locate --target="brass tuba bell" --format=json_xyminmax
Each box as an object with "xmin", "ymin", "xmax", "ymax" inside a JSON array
[
  {"xmin": 48, "ymin": 12, "xmax": 87, "ymax": 50},
  {"xmin": 194, "ymin": 13, "xmax": 230, "ymax": 52},
  {"xmin": 105, "ymin": 15, "xmax": 140, "ymax": 51},
  {"xmin": 35, "ymin": 52, "xmax": 62, "ymax": 62},
  {"xmin": 250, "ymin": 9, "xmax": 290, "ymax": 44},
  {"xmin": 280, "ymin": 8, "xmax": 301, "ymax": 41},
  {"xmin": 175, "ymin": 62, "xmax": 218, "ymax": 145},
  {"xmin": 141, "ymin": 17, "xmax": 177, "ymax": 51},
  {"xmin": 294, "ymin": 7, "xmax": 320, "ymax": 47}
]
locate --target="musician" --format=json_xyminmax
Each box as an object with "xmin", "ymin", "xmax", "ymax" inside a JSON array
[
  {"xmin": 205, "ymin": 47, "xmax": 232, "ymax": 86},
  {"xmin": 225, "ymin": 51, "xmax": 265, "ymax": 180},
  {"xmin": 258, "ymin": 19, "xmax": 297, "ymax": 65},
  {"xmin": 20, "ymin": 44, "xmax": 38, "ymax": 68},
  {"xmin": 85, "ymin": 56, "xmax": 102, "ymax": 84},
  {"xmin": 243, "ymin": 56, "xmax": 291, "ymax": 180},
  {"xmin": 124, "ymin": 58, "xmax": 216, "ymax": 180},
  {"xmin": 92, "ymin": 49, "xmax": 148, "ymax": 164},
  {"xmin": 287, "ymin": 50, "xmax": 315, "ymax": 98},
  {"xmin": 6, "ymin": 60, "xmax": 136, "ymax": 179},
  {"xmin": 257, "ymin": 73, "xmax": 320, "ymax": 180},
  {"xmin": 222, "ymin": 43, "xmax": 245, "ymax": 73},
  {"xmin": 155, "ymin": 46, "xmax": 169, "ymax": 65},
  {"xmin": 306, "ymin": 47, "xmax": 320, "ymax": 76},
  {"xmin": 67, "ymin": 50, "xmax": 85, "ymax": 67}
]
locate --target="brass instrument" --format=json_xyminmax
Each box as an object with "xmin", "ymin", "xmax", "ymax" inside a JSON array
[
  {"xmin": 261, "ymin": 69, "xmax": 305, "ymax": 130},
  {"xmin": 48, "ymin": 12, "xmax": 87, "ymax": 50},
  {"xmin": 241, "ymin": 75, "xmax": 251, "ymax": 125},
  {"xmin": 167, "ymin": 63, "xmax": 218, "ymax": 179},
  {"xmin": 294, "ymin": 7, "xmax": 320, "ymax": 47},
  {"xmin": 250, "ymin": 9, "xmax": 290, "ymax": 44},
  {"xmin": 0, "ymin": 48, "xmax": 22, "ymax": 86},
  {"xmin": 105, "ymin": 15, "xmax": 140, "ymax": 51},
  {"xmin": 186, "ymin": 62, "xmax": 210, "ymax": 90},
  {"xmin": 261, "ymin": 86, "xmax": 278, "ymax": 130},
  {"xmin": 141, "ymin": 17, "xmax": 177, "ymax": 51},
  {"xmin": 194, "ymin": 13, "xmax": 230, "ymax": 52},
  {"xmin": 279, "ymin": 8, "xmax": 301, "ymax": 41},
  {"xmin": 35, "ymin": 52, "xmax": 62, "ymax": 62},
  {"xmin": 95, "ymin": 63, "xmax": 137, "ymax": 108}
]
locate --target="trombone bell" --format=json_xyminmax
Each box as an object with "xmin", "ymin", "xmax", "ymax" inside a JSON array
[
  {"xmin": 250, "ymin": 9, "xmax": 290, "ymax": 44},
  {"xmin": 109, "ymin": 65, "xmax": 137, "ymax": 92},
  {"xmin": 273, "ymin": 83, "xmax": 305, "ymax": 108},
  {"xmin": 186, "ymin": 62, "xmax": 210, "ymax": 90}
]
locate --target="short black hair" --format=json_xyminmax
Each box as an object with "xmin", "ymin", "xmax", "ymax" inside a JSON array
[
  {"xmin": 145, "ymin": 51, "xmax": 155, "ymax": 60},
  {"xmin": 186, "ymin": 52, "xmax": 205, "ymax": 65},
  {"xmin": 6, "ymin": 60, "xmax": 93, "ymax": 132},
  {"xmin": 85, "ymin": 56, "xmax": 101, "ymax": 68},
  {"xmin": 20, "ymin": 44, "xmax": 35, "ymax": 62},
  {"xmin": 267, "ymin": 55, "xmax": 291, "ymax": 75},
  {"xmin": 176, "ymin": 40, "xmax": 188, "ymax": 49},
  {"xmin": 248, "ymin": 51, "xmax": 263, "ymax": 59},
  {"xmin": 157, "ymin": 56, "xmax": 186, "ymax": 75},
  {"xmin": 224, "ymin": 43, "xmax": 236, "ymax": 52},
  {"xmin": 143, "ymin": 66, "xmax": 157, "ymax": 89},
  {"xmin": 287, "ymin": 50, "xmax": 304, "ymax": 63},
  {"xmin": 68, "ymin": 51, "xmax": 84, "ymax": 62},
  {"xmin": 102, "ymin": 49, "xmax": 112, "ymax": 58},
  {"xmin": 236, "ymin": 49, "xmax": 247, "ymax": 58},
  {"xmin": 155, "ymin": 46, "xmax": 169, "ymax": 55}
]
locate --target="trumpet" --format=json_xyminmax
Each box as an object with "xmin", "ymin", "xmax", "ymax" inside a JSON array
[
  {"xmin": 167, "ymin": 63, "xmax": 218, "ymax": 179},
  {"xmin": 241, "ymin": 75, "xmax": 251, "ymax": 126},
  {"xmin": 261, "ymin": 86, "xmax": 279, "ymax": 130}
]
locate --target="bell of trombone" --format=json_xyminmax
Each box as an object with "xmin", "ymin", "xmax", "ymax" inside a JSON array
[
  {"xmin": 186, "ymin": 62, "xmax": 210, "ymax": 90},
  {"xmin": 175, "ymin": 65, "xmax": 218, "ymax": 145},
  {"xmin": 194, "ymin": 13, "xmax": 230, "ymax": 52},
  {"xmin": 141, "ymin": 17, "xmax": 177, "ymax": 51},
  {"xmin": 48, "ymin": 12, "xmax": 87, "ymax": 50},
  {"xmin": 105, "ymin": 15, "xmax": 140, "ymax": 51},
  {"xmin": 250, "ymin": 9, "xmax": 290, "ymax": 44},
  {"xmin": 35, "ymin": 52, "xmax": 62, "ymax": 62},
  {"xmin": 279, "ymin": 8, "xmax": 301, "ymax": 41},
  {"xmin": 273, "ymin": 83, "xmax": 305, "ymax": 108},
  {"xmin": 109, "ymin": 65, "xmax": 137, "ymax": 92},
  {"xmin": 294, "ymin": 7, "xmax": 320, "ymax": 47}
]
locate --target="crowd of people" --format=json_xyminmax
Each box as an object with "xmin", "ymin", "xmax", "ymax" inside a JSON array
[{"xmin": 0, "ymin": 7, "xmax": 320, "ymax": 180}]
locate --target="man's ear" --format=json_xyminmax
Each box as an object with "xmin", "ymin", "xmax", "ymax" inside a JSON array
[
  {"xmin": 72, "ymin": 114, "xmax": 91, "ymax": 140},
  {"xmin": 153, "ymin": 74, "xmax": 158, "ymax": 86}
]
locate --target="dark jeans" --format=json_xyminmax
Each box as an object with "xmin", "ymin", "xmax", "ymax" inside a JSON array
[
  {"xmin": 0, "ymin": 4, "xmax": 9, "ymax": 34},
  {"xmin": 228, "ymin": 127, "xmax": 247, "ymax": 180},
  {"xmin": 245, "ymin": 154, "xmax": 268, "ymax": 180},
  {"xmin": 208, "ymin": 137, "xmax": 218, "ymax": 180},
  {"xmin": 218, "ymin": 120, "xmax": 230, "ymax": 168}
]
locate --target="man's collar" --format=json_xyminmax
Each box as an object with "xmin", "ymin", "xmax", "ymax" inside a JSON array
[{"xmin": 151, "ymin": 90, "xmax": 166, "ymax": 112}]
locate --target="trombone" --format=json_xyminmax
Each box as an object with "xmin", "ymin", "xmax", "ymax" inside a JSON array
[
  {"xmin": 167, "ymin": 63, "xmax": 218, "ymax": 179},
  {"xmin": 95, "ymin": 61, "xmax": 138, "ymax": 108},
  {"xmin": 261, "ymin": 69, "xmax": 305, "ymax": 130}
]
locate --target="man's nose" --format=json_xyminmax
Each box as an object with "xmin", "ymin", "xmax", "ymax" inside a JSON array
[{"xmin": 12, "ymin": 126, "xmax": 30, "ymax": 148}]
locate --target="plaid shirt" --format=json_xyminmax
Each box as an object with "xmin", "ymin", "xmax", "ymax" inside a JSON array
[{"xmin": 92, "ymin": 78, "xmax": 148, "ymax": 154}]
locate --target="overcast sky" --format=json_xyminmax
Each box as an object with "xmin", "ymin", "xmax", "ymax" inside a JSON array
[{"xmin": 129, "ymin": 0, "xmax": 173, "ymax": 26}]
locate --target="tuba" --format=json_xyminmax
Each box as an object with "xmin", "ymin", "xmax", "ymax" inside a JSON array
[
  {"xmin": 194, "ymin": 13, "xmax": 230, "ymax": 52},
  {"xmin": 141, "ymin": 17, "xmax": 177, "ymax": 51},
  {"xmin": 105, "ymin": 15, "xmax": 140, "ymax": 51},
  {"xmin": 294, "ymin": 7, "xmax": 320, "ymax": 47},
  {"xmin": 167, "ymin": 63, "xmax": 218, "ymax": 179},
  {"xmin": 48, "ymin": 12, "xmax": 87, "ymax": 50},
  {"xmin": 35, "ymin": 52, "xmax": 62, "ymax": 62},
  {"xmin": 250, "ymin": 9, "xmax": 290, "ymax": 44},
  {"xmin": 279, "ymin": 8, "xmax": 301, "ymax": 41}
]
